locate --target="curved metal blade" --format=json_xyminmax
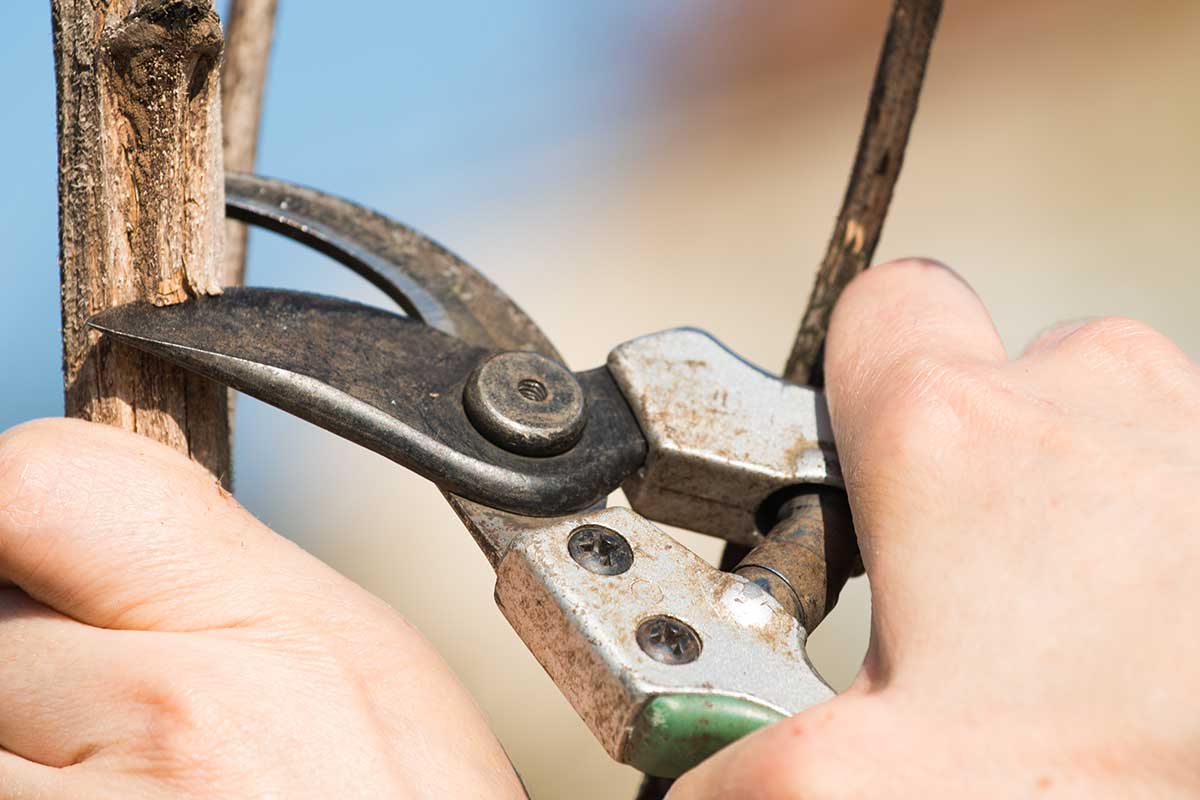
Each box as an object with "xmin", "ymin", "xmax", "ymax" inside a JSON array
[
  {"xmin": 225, "ymin": 174, "xmax": 617, "ymax": 543},
  {"xmin": 88, "ymin": 289, "xmax": 645, "ymax": 517},
  {"xmin": 225, "ymin": 172, "xmax": 560, "ymax": 358}
]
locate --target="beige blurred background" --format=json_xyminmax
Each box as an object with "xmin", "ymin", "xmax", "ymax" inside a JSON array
[{"xmin": 233, "ymin": 2, "xmax": 1199, "ymax": 797}]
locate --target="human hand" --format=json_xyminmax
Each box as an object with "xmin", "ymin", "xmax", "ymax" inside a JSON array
[
  {"xmin": 0, "ymin": 419, "xmax": 525, "ymax": 799},
  {"xmin": 670, "ymin": 259, "xmax": 1200, "ymax": 799}
]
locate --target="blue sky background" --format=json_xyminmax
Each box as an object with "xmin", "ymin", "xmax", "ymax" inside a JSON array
[
  {"xmin": 0, "ymin": 1, "xmax": 685, "ymax": 430},
  {"xmin": 0, "ymin": 2, "xmax": 730, "ymax": 558}
]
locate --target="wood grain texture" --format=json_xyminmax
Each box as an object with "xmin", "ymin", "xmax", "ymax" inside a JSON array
[
  {"xmin": 783, "ymin": 0, "xmax": 943, "ymax": 386},
  {"xmin": 220, "ymin": 0, "xmax": 276, "ymax": 286},
  {"xmin": 53, "ymin": 0, "xmax": 231, "ymax": 485}
]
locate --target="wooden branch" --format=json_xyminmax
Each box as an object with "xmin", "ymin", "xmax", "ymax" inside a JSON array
[
  {"xmin": 220, "ymin": 0, "xmax": 277, "ymax": 286},
  {"xmin": 53, "ymin": 0, "xmax": 231, "ymax": 485},
  {"xmin": 783, "ymin": 0, "xmax": 943, "ymax": 386},
  {"xmin": 695, "ymin": 7, "xmax": 944, "ymax": 796}
]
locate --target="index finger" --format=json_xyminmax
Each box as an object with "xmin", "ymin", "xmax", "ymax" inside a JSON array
[{"xmin": 0, "ymin": 418, "xmax": 316, "ymax": 630}]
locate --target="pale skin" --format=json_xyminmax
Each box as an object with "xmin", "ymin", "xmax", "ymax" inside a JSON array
[{"xmin": 0, "ymin": 259, "xmax": 1197, "ymax": 798}]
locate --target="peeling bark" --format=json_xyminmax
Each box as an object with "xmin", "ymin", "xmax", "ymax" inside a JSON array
[{"xmin": 53, "ymin": 0, "xmax": 231, "ymax": 485}]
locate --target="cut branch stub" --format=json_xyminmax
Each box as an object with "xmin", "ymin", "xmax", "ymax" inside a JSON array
[
  {"xmin": 54, "ymin": 0, "xmax": 230, "ymax": 484},
  {"xmin": 100, "ymin": 0, "xmax": 224, "ymax": 306}
]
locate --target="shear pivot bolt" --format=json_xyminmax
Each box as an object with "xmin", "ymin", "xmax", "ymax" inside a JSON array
[
  {"xmin": 637, "ymin": 616, "xmax": 701, "ymax": 665},
  {"xmin": 568, "ymin": 525, "xmax": 633, "ymax": 575},
  {"xmin": 464, "ymin": 351, "xmax": 587, "ymax": 456}
]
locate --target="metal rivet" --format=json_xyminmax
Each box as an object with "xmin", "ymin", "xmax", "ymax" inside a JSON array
[
  {"xmin": 636, "ymin": 616, "xmax": 701, "ymax": 665},
  {"xmin": 567, "ymin": 525, "xmax": 633, "ymax": 576},
  {"xmin": 463, "ymin": 351, "xmax": 587, "ymax": 457}
]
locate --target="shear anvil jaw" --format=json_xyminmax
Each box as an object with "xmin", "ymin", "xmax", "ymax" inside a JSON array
[{"xmin": 608, "ymin": 329, "xmax": 841, "ymax": 547}]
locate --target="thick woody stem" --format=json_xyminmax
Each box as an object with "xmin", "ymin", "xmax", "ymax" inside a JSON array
[
  {"xmin": 53, "ymin": 0, "xmax": 231, "ymax": 485},
  {"xmin": 220, "ymin": 0, "xmax": 277, "ymax": 286}
]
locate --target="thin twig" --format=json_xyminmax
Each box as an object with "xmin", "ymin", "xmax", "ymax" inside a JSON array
[
  {"xmin": 678, "ymin": 4, "xmax": 943, "ymax": 796},
  {"xmin": 221, "ymin": 0, "xmax": 277, "ymax": 286},
  {"xmin": 784, "ymin": 0, "xmax": 942, "ymax": 386}
]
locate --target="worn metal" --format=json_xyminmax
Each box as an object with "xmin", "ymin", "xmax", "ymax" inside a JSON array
[
  {"xmin": 89, "ymin": 288, "xmax": 645, "ymax": 516},
  {"xmin": 732, "ymin": 566, "xmax": 802, "ymax": 621},
  {"xmin": 608, "ymin": 329, "xmax": 842, "ymax": 546},
  {"xmin": 464, "ymin": 351, "xmax": 588, "ymax": 456},
  {"xmin": 492, "ymin": 506, "xmax": 833, "ymax": 767},
  {"xmin": 637, "ymin": 616, "xmax": 702, "ymax": 665},
  {"xmin": 223, "ymin": 174, "xmax": 598, "ymax": 549},
  {"xmin": 568, "ymin": 525, "xmax": 634, "ymax": 576},
  {"xmin": 734, "ymin": 490, "xmax": 859, "ymax": 630},
  {"xmin": 87, "ymin": 173, "xmax": 855, "ymax": 785},
  {"xmin": 224, "ymin": 172, "xmax": 560, "ymax": 358}
]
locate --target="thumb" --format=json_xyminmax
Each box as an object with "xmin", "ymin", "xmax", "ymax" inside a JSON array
[
  {"xmin": 824, "ymin": 258, "xmax": 1005, "ymax": 478},
  {"xmin": 823, "ymin": 259, "xmax": 1003, "ymax": 567},
  {"xmin": 666, "ymin": 693, "xmax": 885, "ymax": 800}
]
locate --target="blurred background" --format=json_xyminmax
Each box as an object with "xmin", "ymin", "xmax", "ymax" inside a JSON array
[{"xmin": 2, "ymin": 1, "xmax": 1198, "ymax": 796}]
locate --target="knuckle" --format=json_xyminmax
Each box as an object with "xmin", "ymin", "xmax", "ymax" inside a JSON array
[
  {"xmin": 0, "ymin": 420, "xmax": 82, "ymax": 554},
  {"xmin": 1068, "ymin": 316, "xmax": 1181, "ymax": 366},
  {"xmin": 122, "ymin": 670, "xmax": 228, "ymax": 780},
  {"xmin": 1056, "ymin": 317, "xmax": 1200, "ymax": 398},
  {"xmin": 0, "ymin": 419, "xmax": 71, "ymax": 492},
  {"xmin": 129, "ymin": 673, "xmax": 204, "ymax": 741},
  {"xmin": 0, "ymin": 419, "xmax": 105, "ymax": 510}
]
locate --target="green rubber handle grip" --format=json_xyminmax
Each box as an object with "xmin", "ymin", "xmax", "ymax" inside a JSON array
[{"xmin": 623, "ymin": 694, "xmax": 786, "ymax": 778}]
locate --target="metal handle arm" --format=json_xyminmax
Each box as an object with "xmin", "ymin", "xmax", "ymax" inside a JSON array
[
  {"xmin": 473, "ymin": 504, "xmax": 833, "ymax": 778},
  {"xmin": 606, "ymin": 328, "xmax": 842, "ymax": 546}
]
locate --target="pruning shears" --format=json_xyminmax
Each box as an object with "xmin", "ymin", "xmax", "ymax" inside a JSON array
[{"xmin": 88, "ymin": 173, "xmax": 860, "ymax": 778}]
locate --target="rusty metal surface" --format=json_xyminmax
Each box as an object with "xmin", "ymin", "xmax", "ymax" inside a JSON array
[
  {"xmin": 492, "ymin": 506, "xmax": 833, "ymax": 764},
  {"xmin": 608, "ymin": 328, "xmax": 842, "ymax": 544},
  {"xmin": 225, "ymin": 172, "xmax": 561, "ymax": 359},
  {"xmin": 223, "ymin": 173, "xmax": 620, "ymax": 557},
  {"xmin": 90, "ymin": 288, "xmax": 646, "ymax": 516},
  {"xmin": 88, "ymin": 173, "xmax": 857, "ymax": 791},
  {"xmin": 464, "ymin": 350, "xmax": 588, "ymax": 457},
  {"xmin": 734, "ymin": 491, "xmax": 859, "ymax": 631}
]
